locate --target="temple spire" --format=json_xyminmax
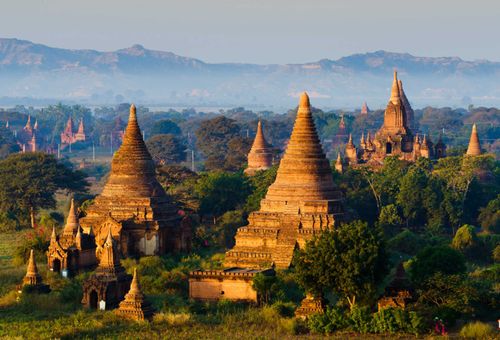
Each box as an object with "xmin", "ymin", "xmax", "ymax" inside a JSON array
[
  {"xmin": 347, "ymin": 133, "xmax": 354, "ymax": 147},
  {"xmin": 466, "ymin": 123, "xmax": 481, "ymax": 156},
  {"xmin": 22, "ymin": 249, "xmax": 44, "ymax": 287},
  {"xmin": 389, "ymin": 71, "xmax": 401, "ymax": 105},
  {"xmin": 115, "ymin": 267, "xmax": 154, "ymax": 320},
  {"xmin": 245, "ymin": 120, "xmax": 273, "ymax": 175},
  {"xmin": 263, "ymin": 91, "xmax": 338, "ymax": 202},
  {"xmin": 63, "ymin": 199, "xmax": 80, "ymax": 235},
  {"xmin": 34, "ymin": 119, "xmax": 38, "ymax": 130}
]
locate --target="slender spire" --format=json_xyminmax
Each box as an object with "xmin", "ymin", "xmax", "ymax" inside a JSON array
[
  {"xmin": 346, "ymin": 133, "xmax": 354, "ymax": 147},
  {"xmin": 77, "ymin": 119, "xmax": 85, "ymax": 134},
  {"xmin": 466, "ymin": 123, "xmax": 481, "ymax": 156},
  {"xmin": 129, "ymin": 268, "xmax": 141, "ymax": 294},
  {"xmin": 63, "ymin": 199, "xmax": 80, "ymax": 235},
  {"xmin": 414, "ymin": 133, "xmax": 420, "ymax": 144},
  {"xmin": 5, "ymin": 120, "xmax": 9, "ymax": 128},
  {"xmin": 34, "ymin": 119, "xmax": 38, "ymax": 130},
  {"xmin": 23, "ymin": 249, "xmax": 43, "ymax": 286},
  {"xmin": 421, "ymin": 134, "xmax": 429, "ymax": 149},
  {"xmin": 50, "ymin": 226, "xmax": 57, "ymax": 244},
  {"xmin": 25, "ymin": 115, "xmax": 32, "ymax": 130},
  {"xmin": 360, "ymin": 132, "xmax": 365, "ymax": 145},
  {"xmin": 336, "ymin": 152, "xmax": 342, "ymax": 164},
  {"xmin": 115, "ymin": 267, "xmax": 154, "ymax": 320},
  {"xmin": 389, "ymin": 70, "xmax": 401, "ymax": 105}
]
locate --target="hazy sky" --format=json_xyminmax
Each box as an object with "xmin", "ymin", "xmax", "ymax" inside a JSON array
[{"xmin": 1, "ymin": 0, "xmax": 498, "ymax": 64}]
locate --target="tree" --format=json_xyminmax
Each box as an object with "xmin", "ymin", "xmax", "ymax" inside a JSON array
[
  {"xmin": 244, "ymin": 165, "xmax": 278, "ymax": 213},
  {"xmin": 409, "ymin": 246, "xmax": 466, "ymax": 285},
  {"xmin": 0, "ymin": 127, "xmax": 20, "ymax": 159},
  {"xmin": 0, "ymin": 153, "xmax": 88, "ymax": 228},
  {"xmin": 294, "ymin": 221, "xmax": 387, "ymax": 309},
  {"xmin": 150, "ymin": 119, "xmax": 181, "ymax": 137},
  {"xmin": 452, "ymin": 224, "xmax": 479, "ymax": 253},
  {"xmin": 252, "ymin": 273, "xmax": 278, "ymax": 305},
  {"xmin": 195, "ymin": 116, "xmax": 243, "ymax": 171},
  {"xmin": 224, "ymin": 136, "xmax": 252, "ymax": 171},
  {"xmin": 478, "ymin": 195, "xmax": 500, "ymax": 234},
  {"xmin": 146, "ymin": 134, "xmax": 186, "ymax": 165},
  {"xmin": 194, "ymin": 171, "xmax": 251, "ymax": 223}
]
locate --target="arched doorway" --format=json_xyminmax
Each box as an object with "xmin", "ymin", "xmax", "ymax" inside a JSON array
[
  {"xmin": 89, "ymin": 290, "xmax": 98, "ymax": 309},
  {"xmin": 386, "ymin": 142, "xmax": 392, "ymax": 154},
  {"xmin": 53, "ymin": 259, "xmax": 61, "ymax": 273}
]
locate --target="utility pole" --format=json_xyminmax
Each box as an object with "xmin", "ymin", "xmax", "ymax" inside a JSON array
[
  {"xmin": 92, "ymin": 142, "xmax": 95, "ymax": 162},
  {"xmin": 191, "ymin": 150, "xmax": 195, "ymax": 172},
  {"xmin": 57, "ymin": 144, "xmax": 60, "ymax": 159}
]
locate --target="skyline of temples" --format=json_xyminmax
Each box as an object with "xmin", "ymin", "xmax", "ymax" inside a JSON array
[{"xmin": 226, "ymin": 92, "xmax": 344, "ymax": 269}]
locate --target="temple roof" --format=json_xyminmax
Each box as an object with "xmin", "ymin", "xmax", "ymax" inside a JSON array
[
  {"xmin": 466, "ymin": 123, "xmax": 481, "ymax": 156},
  {"xmin": 389, "ymin": 71, "xmax": 401, "ymax": 105},
  {"xmin": 99, "ymin": 104, "xmax": 167, "ymax": 198},
  {"xmin": 263, "ymin": 92, "xmax": 339, "ymax": 202}
]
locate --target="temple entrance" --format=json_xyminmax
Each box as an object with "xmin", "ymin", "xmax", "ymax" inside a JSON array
[
  {"xmin": 53, "ymin": 259, "xmax": 61, "ymax": 273},
  {"xmin": 386, "ymin": 143, "xmax": 392, "ymax": 154},
  {"xmin": 89, "ymin": 290, "xmax": 98, "ymax": 309}
]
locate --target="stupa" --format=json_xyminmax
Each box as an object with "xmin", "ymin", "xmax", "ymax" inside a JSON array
[
  {"xmin": 244, "ymin": 120, "xmax": 273, "ymax": 175},
  {"xmin": 21, "ymin": 249, "xmax": 50, "ymax": 293},
  {"xmin": 225, "ymin": 92, "xmax": 344, "ymax": 269},
  {"xmin": 466, "ymin": 123, "xmax": 481, "ymax": 156},
  {"xmin": 115, "ymin": 268, "xmax": 155, "ymax": 321},
  {"xmin": 46, "ymin": 199, "xmax": 97, "ymax": 275},
  {"xmin": 80, "ymin": 104, "xmax": 191, "ymax": 257},
  {"xmin": 82, "ymin": 229, "xmax": 131, "ymax": 310}
]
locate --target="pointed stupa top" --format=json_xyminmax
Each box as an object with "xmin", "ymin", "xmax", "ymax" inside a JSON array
[
  {"xmin": 346, "ymin": 133, "xmax": 354, "ymax": 148},
  {"xmin": 421, "ymin": 134, "xmax": 429, "ymax": 149},
  {"xmin": 116, "ymin": 267, "xmax": 154, "ymax": 320},
  {"xmin": 466, "ymin": 123, "xmax": 481, "ymax": 156},
  {"xmin": 77, "ymin": 119, "xmax": 85, "ymax": 134},
  {"xmin": 50, "ymin": 226, "xmax": 57, "ymax": 244},
  {"xmin": 5, "ymin": 120, "xmax": 9, "ymax": 128},
  {"xmin": 99, "ymin": 228, "xmax": 120, "ymax": 269},
  {"xmin": 390, "ymin": 71, "xmax": 401, "ymax": 105},
  {"xmin": 63, "ymin": 199, "xmax": 80, "ymax": 235},
  {"xmin": 99, "ymin": 104, "xmax": 166, "ymax": 198},
  {"xmin": 336, "ymin": 152, "xmax": 342, "ymax": 164},
  {"xmin": 25, "ymin": 115, "xmax": 32, "ymax": 130},
  {"xmin": 23, "ymin": 249, "xmax": 43, "ymax": 286},
  {"xmin": 245, "ymin": 120, "xmax": 273, "ymax": 174},
  {"xmin": 360, "ymin": 132, "xmax": 366, "ymax": 145},
  {"xmin": 251, "ymin": 120, "xmax": 269, "ymax": 150},
  {"xmin": 414, "ymin": 133, "xmax": 420, "ymax": 144},
  {"xmin": 263, "ymin": 92, "xmax": 338, "ymax": 202},
  {"xmin": 34, "ymin": 119, "xmax": 38, "ymax": 130}
]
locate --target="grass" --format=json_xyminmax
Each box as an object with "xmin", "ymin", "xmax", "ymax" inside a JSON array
[{"xmin": 459, "ymin": 321, "xmax": 496, "ymax": 339}]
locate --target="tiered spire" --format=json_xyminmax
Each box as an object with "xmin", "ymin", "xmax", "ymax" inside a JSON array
[
  {"xmin": 97, "ymin": 229, "xmax": 123, "ymax": 274},
  {"xmin": 25, "ymin": 115, "xmax": 32, "ymax": 130},
  {"xmin": 63, "ymin": 199, "xmax": 80, "ymax": 236},
  {"xmin": 335, "ymin": 153, "xmax": 344, "ymax": 174},
  {"xmin": 115, "ymin": 268, "xmax": 154, "ymax": 320},
  {"xmin": 466, "ymin": 123, "xmax": 481, "ymax": 156},
  {"xmin": 263, "ymin": 92, "xmax": 338, "ymax": 202},
  {"xmin": 398, "ymin": 79, "xmax": 414, "ymax": 130},
  {"xmin": 23, "ymin": 249, "xmax": 43, "ymax": 286},
  {"xmin": 346, "ymin": 133, "xmax": 354, "ymax": 148},
  {"xmin": 77, "ymin": 119, "xmax": 85, "ymax": 134}
]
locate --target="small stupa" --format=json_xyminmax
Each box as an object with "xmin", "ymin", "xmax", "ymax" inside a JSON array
[
  {"xmin": 335, "ymin": 152, "xmax": 344, "ymax": 174},
  {"xmin": 21, "ymin": 249, "xmax": 50, "ymax": 293},
  {"xmin": 245, "ymin": 120, "xmax": 273, "ymax": 175},
  {"xmin": 225, "ymin": 92, "xmax": 344, "ymax": 269},
  {"xmin": 115, "ymin": 268, "xmax": 154, "ymax": 321},
  {"xmin": 81, "ymin": 229, "xmax": 131, "ymax": 309},
  {"xmin": 466, "ymin": 123, "xmax": 481, "ymax": 156}
]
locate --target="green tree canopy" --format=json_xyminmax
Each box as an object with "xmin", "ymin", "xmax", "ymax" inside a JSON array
[
  {"xmin": 0, "ymin": 152, "xmax": 88, "ymax": 228},
  {"xmin": 409, "ymin": 245, "xmax": 466, "ymax": 285},
  {"xmin": 194, "ymin": 171, "xmax": 251, "ymax": 222},
  {"xmin": 478, "ymin": 194, "xmax": 500, "ymax": 234},
  {"xmin": 294, "ymin": 221, "xmax": 387, "ymax": 309},
  {"xmin": 146, "ymin": 134, "xmax": 186, "ymax": 165},
  {"xmin": 150, "ymin": 119, "xmax": 181, "ymax": 137}
]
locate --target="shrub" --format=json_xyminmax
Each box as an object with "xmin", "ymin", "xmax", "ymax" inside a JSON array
[
  {"xmin": 494, "ymin": 245, "xmax": 500, "ymax": 263},
  {"xmin": 387, "ymin": 229, "xmax": 425, "ymax": 256},
  {"xmin": 348, "ymin": 306, "xmax": 372, "ymax": 333},
  {"xmin": 308, "ymin": 306, "xmax": 348, "ymax": 334},
  {"xmin": 372, "ymin": 308, "xmax": 425, "ymax": 335},
  {"xmin": 153, "ymin": 312, "xmax": 192, "ymax": 326},
  {"xmin": 459, "ymin": 321, "xmax": 495, "ymax": 338},
  {"xmin": 409, "ymin": 245, "xmax": 466, "ymax": 285},
  {"xmin": 0, "ymin": 211, "xmax": 20, "ymax": 232}
]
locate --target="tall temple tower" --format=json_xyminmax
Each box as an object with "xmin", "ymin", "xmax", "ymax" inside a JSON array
[
  {"xmin": 225, "ymin": 93, "xmax": 344, "ymax": 269},
  {"xmin": 466, "ymin": 123, "xmax": 481, "ymax": 156},
  {"xmin": 80, "ymin": 104, "xmax": 190, "ymax": 257},
  {"xmin": 244, "ymin": 120, "xmax": 273, "ymax": 175},
  {"xmin": 398, "ymin": 79, "xmax": 415, "ymax": 131}
]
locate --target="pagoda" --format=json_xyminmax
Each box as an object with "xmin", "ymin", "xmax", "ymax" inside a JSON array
[
  {"xmin": 225, "ymin": 93, "xmax": 344, "ymax": 269},
  {"xmin": 80, "ymin": 104, "xmax": 191, "ymax": 257},
  {"xmin": 466, "ymin": 123, "xmax": 481, "ymax": 156},
  {"xmin": 115, "ymin": 268, "xmax": 155, "ymax": 321},
  {"xmin": 20, "ymin": 249, "xmax": 50, "ymax": 293},
  {"xmin": 360, "ymin": 102, "xmax": 370, "ymax": 115},
  {"xmin": 82, "ymin": 229, "xmax": 131, "ymax": 310},
  {"xmin": 244, "ymin": 120, "xmax": 273, "ymax": 175},
  {"xmin": 46, "ymin": 199, "xmax": 97, "ymax": 275},
  {"xmin": 346, "ymin": 71, "xmax": 446, "ymax": 165},
  {"xmin": 60, "ymin": 117, "xmax": 86, "ymax": 146}
]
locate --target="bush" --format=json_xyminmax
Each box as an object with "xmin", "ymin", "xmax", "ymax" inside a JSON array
[
  {"xmin": 271, "ymin": 301, "xmax": 296, "ymax": 317},
  {"xmin": 0, "ymin": 211, "xmax": 20, "ymax": 232},
  {"xmin": 387, "ymin": 229, "xmax": 425, "ymax": 256},
  {"xmin": 372, "ymin": 308, "xmax": 425, "ymax": 335},
  {"xmin": 459, "ymin": 321, "xmax": 495, "ymax": 338},
  {"xmin": 409, "ymin": 245, "xmax": 466, "ymax": 285},
  {"xmin": 494, "ymin": 245, "xmax": 500, "ymax": 263},
  {"xmin": 348, "ymin": 306, "xmax": 372, "ymax": 333},
  {"xmin": 308, "ymin": 306, "xmax": 348, "ymax": 334}
]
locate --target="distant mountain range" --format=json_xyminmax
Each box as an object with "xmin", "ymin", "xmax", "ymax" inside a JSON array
[{"xmin": 1, "ymin": 38, "xmax": 499, "ymax": 108}]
